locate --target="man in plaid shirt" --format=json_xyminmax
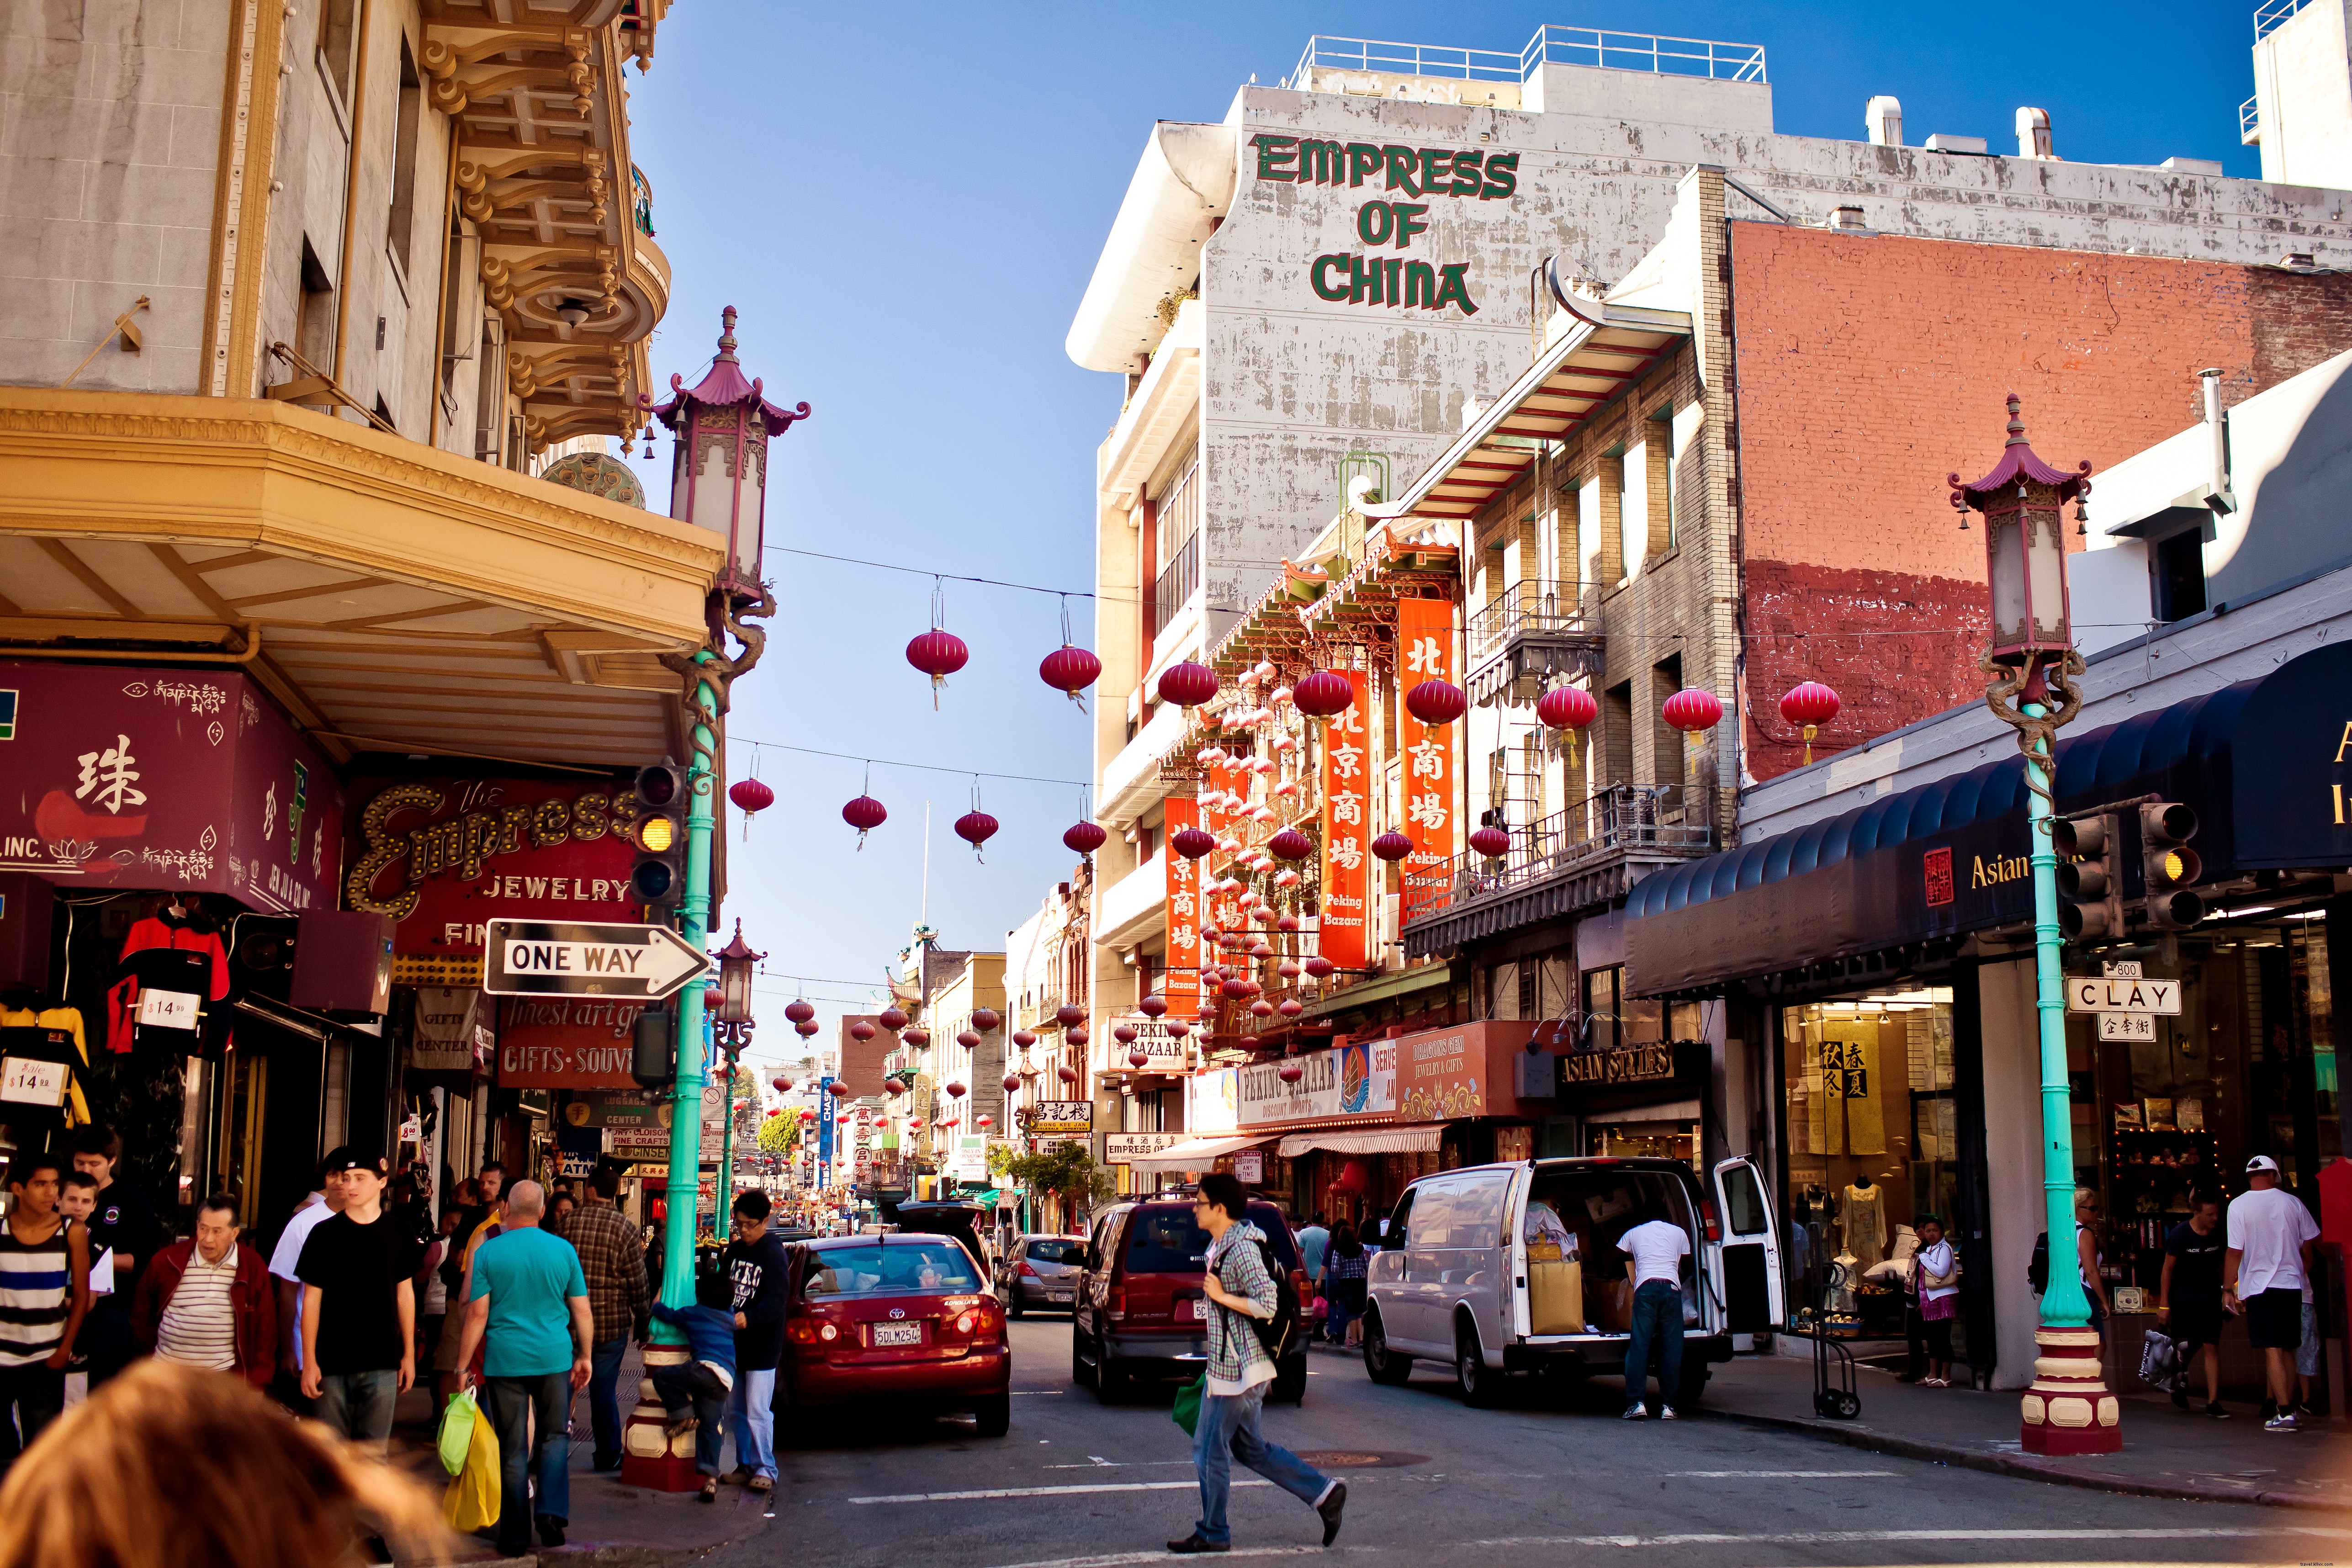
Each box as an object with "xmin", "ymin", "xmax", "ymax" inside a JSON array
[
  {"xmin": 1171, "ymin": 1173, "xmax": 1343, "ymax": 1554},
  {"xmin": 557, "ymin": 1164, "xmax": 649, "ymax": 1472}
]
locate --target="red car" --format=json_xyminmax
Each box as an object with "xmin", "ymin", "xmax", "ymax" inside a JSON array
[
  {"xmin": 1071, "ymin": 1198, "xmax": 1310, "ymax": 1404},
  {"xmin": 781, "ymin": 1234, "xmax": 1012, "ymax": 1436}
]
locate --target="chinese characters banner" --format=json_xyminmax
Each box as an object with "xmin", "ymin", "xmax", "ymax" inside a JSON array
[
  {"xmin": 1319, "ymin": 670, "xmax": 1372, "ymax": 973},
  {"xmin": 1396, "ymin": 598, "xmax": 1457, "ymax": 922},
  {"xmin": 1163, "ymin": 797, "xmax": 1201, "ymax": 1017}
]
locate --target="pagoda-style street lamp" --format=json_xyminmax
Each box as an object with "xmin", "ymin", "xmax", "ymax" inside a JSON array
[
  {"xmin": 710, "ymin": 921, "xmax": 764, "ymax": 1227},
  {"xmin": 1949, "ymin": 395, "xmax": 2114, "ymax": 1456}
]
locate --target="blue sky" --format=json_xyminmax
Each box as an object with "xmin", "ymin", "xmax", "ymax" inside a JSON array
[{"xmin": 620, "ymin": 2, "xmax": 2266, "ymax": 1073}]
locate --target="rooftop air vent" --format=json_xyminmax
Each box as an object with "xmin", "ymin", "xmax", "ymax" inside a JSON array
[
  {"xmin": 1865, "ymin": 95, "xmax": 1903, "ymax": 147},
  {"xmin": 2015, "ymin": 107, "xmax": 2056, "ymax": 159},
  {"xmin": 1923, "ymin": 133, "xmax": 1989, "ymax": 155}
]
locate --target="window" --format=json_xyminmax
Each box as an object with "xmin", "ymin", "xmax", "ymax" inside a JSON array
[
  {"xmin": 387, "ymin": 36, "xmax": 423, "ymax": 275},
  {"xmin": 1027, "ymin": 1239, "xmax": 1085, "ymax": 1265},
  {"xmin": 2153, "ymin": 528, "xmax": 2208, "ymax": 622},
  {"xmin": 1121, "ymin": 1208, "xmax": 1209, "ymax": 1272},
  {"xmin": 296, "ymin": 239, "xmax": 335, "ymax": 371},
  {"xmin": 319, "ymin": 0, "xmax": 360, "ymax": 107},
  {"xmin": 803, "ymin": 1242, "xmax": 979, "ymax": 1297},
  {"xmin": 1152, "ymin": 442, "xmax": 1201, "ymax": 637}
]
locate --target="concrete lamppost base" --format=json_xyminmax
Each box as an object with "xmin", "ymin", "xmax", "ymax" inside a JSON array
[
  {"xmin": 2019, "ymin": 1324, "xmax": 2121, "ymax": 1454},
  {"xmin": 620, "ymin": 1344, "xmax": 705, "ymax": 1492}
]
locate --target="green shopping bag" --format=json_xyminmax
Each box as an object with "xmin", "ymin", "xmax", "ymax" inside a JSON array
[
  {"xmin": 436, "ymin": 1388, "xmax": 478, "ymax": 1477},
  {"xmin": 1171, "ymin": 1372, "xmax": 1207, "ymax": 1437}
]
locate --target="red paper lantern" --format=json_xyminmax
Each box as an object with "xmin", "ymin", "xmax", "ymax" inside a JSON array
[
  {"xmin": 1291, "ymin": 670, "xmax": 1354, "ymax": 719},
  {"xmin": 1040, "ymin": 645, "xmax": 1103, "ymax": 706},
  {"xmin": 978, "ymin": 1114, "xmax": 993, "ymax": 1128},
  {"xmin": 842, "ymin": 795, "xmax": 887, "ymax": 844},
  {"xmin": 954, "ymin": 810, "xmax": 999, "ymax": 857},
  {"xmin": 1469, "ymin": 825, "xmax": 1510, "ymax": 859},
  {"xmin": 1002, "ymin": 1072, "xmax": 1021, "ymax": 1092},
  {"xmin": 1303, "ymin": 955, "xmax": 1335, "ymax": 979},
  {"xmin": 878, "ymin": 1006, "xmax": 909, "ymax": 1031},
  {"xmin": 1057, "ymin": 1064, "xmax": 1081, "ymax": 1085},
  {"xmin": 1067, "ymin": 1027, "xmax": 1089, "ymax": 1048},
  {"xmin": 907, "ymin": 628, "xmax": 969, "ymax": 704},
  {"xmin": 1780, "ymin": 680, "xmax": 1840, "ymax": 726},
  {"xmin": 1536, "ymin": 685, "xmax": 1598, "ymax": 731},
  {"xmin": 1156, "ymin": 661, "xmax": 1218, "ymax": 708},
  {"xmin": 1128, "ymin": 1048, "xmax": 1150, "ymax": 1069},
  {"xmin": 795, "ymin": 1019, "xmax": 820, "ymax": 1038},
  {"xmin": 1171, "ymin": 826, "xmax": 1216, "ymax": 860},
  {"xmin": 1371, "ymin": 831, "xmax": 1413, "ymax": 863},
  {"xmin": 1013, "ymin": 1029, "xmax": 1038, "ymax": 1048},
  {"xmin": 1250, "ymin": 999, "xmax": 1274, "ymax": 1018},
  {"xmin": 1277, "ymin": 1060, "xmax": 1304, "ymax": 1083},
  {"xmin": 784, "ymin": 999, "xmax": 816, "ymax": 1024},
  {"xmin": 1406, "ymin": 679, "xmax": 1467, "ymax": 727},
  {"xmin": 945, "ymin": 1080, "xmax": 967, "ymax": 1100},
  {"xmin": 1220, "ymin": 978, "xmax": 1250, "ymax": 1000},
  {"xmin": 771, "ymin": 1075, "xmax": 792, "ymax": 1093},
  {"xmin": 971, "ymin": 1008, "xmax": 1001, "ymax": 1033},
  {"xmin": 849, "ymin": 1019, "xmax": 876, "ymax": 1042},
  {"xmin": 1663, "ymin": 687, "xmax": 1725, "ymax": 732},
  {"xmin": 1164, "ymin": 1018, "xmax": 1190, "ymax": 1038},
  {"xmin": 884, "ymin": 1077, "xmax": 905, "ymax": 1096},
  {"xmin": 728, "ymin": 777, "xmax": 774, "ymax": 834},
  {"xmin": 1267, "ymin": 827, "xmax": 1313, "ymax": 862},
  {"xmin": 956, "ymin": 1029, "xmax": 981, "ymax": 1049},
  {"xmin": 1138, "ymin": 995, "xmax": 1167, "ymax": 1019},
  {"xmin": 1064, "ymin": 821, "xmax": 1108, "ymax": 855},
  {"xmin": 1112, "ymin": 1024, "xmax": 1139, "ymax": 1044},
  {"xmin": 901, "ymin": 1027, "xmax": 929, "ymax": 1048},
  {"xmin": 1055, "ymin": 1004, "xmax": 1085, "ymax": 1028},
  {"xmin": 826, "ymin": 1080, "xmax": 850, "ymax": 1098},
  {"xmin": 1278, "ymin": 998, "xmax": 1303, "ymax": 1019}
]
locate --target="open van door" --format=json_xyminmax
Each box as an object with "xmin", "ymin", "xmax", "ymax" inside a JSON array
[{"xmin": 1711, "ymin": 1156, "xmax": 1784, "ymax": 1333}]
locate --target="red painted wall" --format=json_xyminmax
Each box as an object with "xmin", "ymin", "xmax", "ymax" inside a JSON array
[{"xmin": 1729, "ymin": 224, "xmax": 2352, "ymax": 782}]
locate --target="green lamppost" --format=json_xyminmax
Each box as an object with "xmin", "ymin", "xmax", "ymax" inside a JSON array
[
  {"xmin": 711, "ymin": 922, "xmax": 765, "ymax": 1224},
  {"xmin": 1948, "ymin": 395, "xmax": 2118, "ymax": 1455}
]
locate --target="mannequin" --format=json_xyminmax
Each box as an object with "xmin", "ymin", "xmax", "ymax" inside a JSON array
[{"xmin": 1842, "ymin": 1174, "xmax": 1888, "ymax": 1271}]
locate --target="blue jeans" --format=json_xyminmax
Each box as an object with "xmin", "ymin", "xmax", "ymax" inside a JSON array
[
  {"xmin": 1623, "ymin": 1280, "xmax": 1685, "ymax": 1412},
  {"xmin": 727, "ymin": 1366, "xmax": 777, "ymax": 1478},
  {"xmin": 485, "ymin": 1372, "xmax": 572, "ymax": 1544},
  {"xmin": 314, "ymin": 1368, "xmax": 399, "ymax": 1451},
  {"xmin": 585, "ymin": 1339, "xmax": 629, "ymax": 1467},
  {"xmin": 650, "ymin": 1360, "xmax": 729, "ymax": 1476},
  {"xmin": 1192, "ymin": 1383, "xmax": 1331, "ymax": 1547}
]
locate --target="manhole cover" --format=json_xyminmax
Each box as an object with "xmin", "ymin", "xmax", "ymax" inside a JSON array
[{"xmin": 1294, "ymin": 1451, "xmax": 1427, "ymax": 1468}]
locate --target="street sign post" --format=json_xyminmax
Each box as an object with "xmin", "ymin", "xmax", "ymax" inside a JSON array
[{"xmin": 481, "ymin": 918, "xmax": 711, "ymax": 1001}]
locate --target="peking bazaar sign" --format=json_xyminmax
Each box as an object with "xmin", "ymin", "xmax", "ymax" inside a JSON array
[
  {"xmin": 344, "ymin": 776, "xmax": 635, "ymax": 983},
  {"xmin": 0, "ymin": 662, "xmax": 343, "ymax": 910},
  {"xmin": 1319, "ymin": 671, "xmax": 1372, "ymax": 973},
  {"xmin": 1395, "ymin": 599, "xmax": 1457, "ymax": 922}
]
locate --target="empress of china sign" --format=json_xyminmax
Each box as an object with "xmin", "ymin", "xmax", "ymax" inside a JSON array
[{"xmin": 1250, "ymin": 135, "xmax": 1517, "ymax": 316}]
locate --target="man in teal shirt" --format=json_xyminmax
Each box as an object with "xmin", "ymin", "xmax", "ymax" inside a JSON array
[{"xmin": 454, "ymin": 1180, "xmax": 592, "ymax": 1557}]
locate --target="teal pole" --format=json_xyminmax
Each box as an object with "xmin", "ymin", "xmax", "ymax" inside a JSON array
[
  {"xmin": 655, "ymin": 660, "xmax": 720, "ymax": 1330},
  {"xmin": 2024, "ymin": 699, "xmax": 2091, "ymax": 1329}
]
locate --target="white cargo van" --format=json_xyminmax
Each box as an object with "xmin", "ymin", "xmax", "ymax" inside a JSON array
[{"xmin": 1360, "ymin": 1155, "xmax": 1783, "ymax": 1407}]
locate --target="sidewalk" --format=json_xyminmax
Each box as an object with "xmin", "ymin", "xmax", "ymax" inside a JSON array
[
  {"xmin": 387, "ymin": 1345, "xmax": 772, "ymax": 1567},
  {"xmin": 1708, "ymin": 1350, "xmax": 2352, "ymax": 1510}
]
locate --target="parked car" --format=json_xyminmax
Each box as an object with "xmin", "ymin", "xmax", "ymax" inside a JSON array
[
  {"xmin": 1072, "ymin": 1197, "xmax": 1309, "ymax": 1404},
  {"xmin": 780, "ymin": 1233, "xmax": 1012, "ymax": 1436},
  {"xmin": 1359, "ymin": 1155, "xmax": 1783, "ymax": 1409},
  {"xmin": 995, "ymin": 1233, "xmax": 1086, "ymax": 1317}
]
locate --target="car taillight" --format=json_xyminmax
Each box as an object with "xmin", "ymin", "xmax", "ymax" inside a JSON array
[
  {"xmin": 1292, "ymin": 1267, "xmax": 1309, "ymax": 1309},
  {"xmin": 788, "ymin": 1320, "xmax": 816, "ymax": 1344},
  {"xmin": 819, "ymin": 1323, "xmax": 840, "ymax": 1342},
  {"xmin": 955, "ymin": 1309, "xmax": 980, "ymax": 1333},
  {"xmin": 1108, "ymin": 1286, "xmax": 1126, "ymax": 1321},
  {"xmin": 1700, "ymin": 1199, "xmax": 1722, "ymax": 1242},
  {"xmin": 1019, "ymin": 1261, "xmax": 1039, "ymax": 1277}
]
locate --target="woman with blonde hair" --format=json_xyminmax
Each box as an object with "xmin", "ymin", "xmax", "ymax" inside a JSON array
[{"xmin": 0, "ymin": 1358, "xmax": 447, "ymax": 1568}]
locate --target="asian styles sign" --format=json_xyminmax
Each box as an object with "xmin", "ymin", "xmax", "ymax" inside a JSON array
[{"xmin": 0, "ymin": 662, "xmax": 343, "ymax": 910}]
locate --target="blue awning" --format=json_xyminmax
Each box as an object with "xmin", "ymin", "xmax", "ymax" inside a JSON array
[{"xmin": 1623, "ymin": 640, "xmax": 2352, "ymax": 996}]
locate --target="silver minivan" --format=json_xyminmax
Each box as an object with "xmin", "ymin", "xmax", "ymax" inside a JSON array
[{"xmin": 1360, "ymin": 1155, "xmax": 1784, "ymax": 1408}]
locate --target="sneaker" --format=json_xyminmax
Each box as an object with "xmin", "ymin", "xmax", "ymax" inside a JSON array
[
  {"xmin": 1622, "ymin": 1405, "xmax": 1647, "ymax": 1420},
  {"xmin": 2206, "ymin": 1401, "xmax": 2230, "ymax": 1419},
  {"xmin": 2265, "ymin": 1412, "xmax": 2299, "ymax": 1433},
  {"xmin": 1659, "ymin": 1406, "xmax": 1679, "ymax": 1421}
]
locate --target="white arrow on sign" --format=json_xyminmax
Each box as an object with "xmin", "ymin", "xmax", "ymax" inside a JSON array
[
  {"xmin": 2064, "ymin": 975, "xmax": 2182, "ymax": 1015},
  {"xmin": 482, "ymin": 918, "xmax": 712, "ymax": 1001}
]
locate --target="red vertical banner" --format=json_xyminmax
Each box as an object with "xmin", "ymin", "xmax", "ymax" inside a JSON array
[
  {"xmin": 1396, "ymin": 598, "xmax": 1457, "ymax": 922},
  {"xmin": 1163, "ymin": 797, "xmax": 1201, "ymax": 1017},
  {"xmin": 1319, "ymin": 669, "xmax": 1372, "ymax": 973}
]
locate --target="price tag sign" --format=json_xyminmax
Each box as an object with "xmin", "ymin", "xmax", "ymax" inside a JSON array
[
  {"xmin": 136, "ymin": 989, "xmax": 201, "ymax": 1031},
  {"xmin": 0, "ymin": 1059, "xmax": 67, "ymax": 1107}
]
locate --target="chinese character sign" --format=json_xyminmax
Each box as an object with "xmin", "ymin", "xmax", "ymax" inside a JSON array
[
  {"xmin": 1396, "ymin": 599, "xmax": 1457, "ymax": 922},
  {"xmin": 1320, "ymin": 669, "xmax": 1372, "ymax": 972},
  {"xmin": 1164, "ymin": 797, "xmax": 1202, "ymax": 1017}
]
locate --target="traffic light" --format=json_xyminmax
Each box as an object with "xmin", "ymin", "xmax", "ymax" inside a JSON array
[
  {"xmin": 2141, "ymin": 802, "xmax": 2204, "ymax": 930},
  {"xmin": 632, "ymin": 1004, "xmax": 674, "ymax": 1088},
  {"xmin": 2054, "ymin": 813, "xmax": 2120, "ymax": 941},
  {"xmin": 627, "ymin": 761, "xmax": 688, "ymax": 908}
]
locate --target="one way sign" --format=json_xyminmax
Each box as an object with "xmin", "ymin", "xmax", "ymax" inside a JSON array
[{"xmin": 482, "ymin": 919, "xmax": 711, "ymax": 1001}]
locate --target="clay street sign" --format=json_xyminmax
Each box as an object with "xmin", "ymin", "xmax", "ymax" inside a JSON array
[
  {"xmin": 482, "ymin": 918, "xmax": 710, "ymax": 1001},
  {"xmin": 2063, "ymin": 975, "xmax": 2181, "ymax": 1015}
]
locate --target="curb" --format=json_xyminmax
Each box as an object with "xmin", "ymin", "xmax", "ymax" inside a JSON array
[{"xmin": 1718, "ymin": 1404, "xmax": 2352, "ymax": 1512}]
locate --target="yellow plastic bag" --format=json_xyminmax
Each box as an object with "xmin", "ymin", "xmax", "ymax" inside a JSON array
[{"xmin": 441, "ymin": 1398, "xmax": 502, "ymax": 1532}]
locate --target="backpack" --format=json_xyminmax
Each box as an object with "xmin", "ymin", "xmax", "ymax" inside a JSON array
[
  {"xmin": 2027, "ymin": 1232, "xmax": 2049, "ymax": 1295},
  {"xmin": 1250, "ymin": 1237, "xmax": 1299, "ymax": 1362}
]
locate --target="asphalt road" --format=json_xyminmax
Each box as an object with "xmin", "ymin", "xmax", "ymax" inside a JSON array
[{"xmin": 701, "ymin": 1319, "xmax": 2343, "ymax": 1568}]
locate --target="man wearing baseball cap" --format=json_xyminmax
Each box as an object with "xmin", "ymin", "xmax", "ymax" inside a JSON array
[
  {"xmin": 2224, "ymin": 1155, "xmax": 2320, "ymax": 1432},
  {"xmin": 296, "ymin": 1149, "xmax": 422, "ymax": 1450}
]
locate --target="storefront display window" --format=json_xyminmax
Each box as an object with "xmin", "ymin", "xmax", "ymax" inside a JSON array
[{"xmin": 1781, "ymin": 989, "xmax": 1962, "ymax": 1350}]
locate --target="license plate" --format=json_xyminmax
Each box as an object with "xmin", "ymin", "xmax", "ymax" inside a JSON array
[
  {"xmin": 1049, "ymin": 1291, "xmax": 1073, "ymax": 1301},
  {"xmin": 870, "ymin": 1322, "xmax": 923, "ymax": 1347},
  {"xmin": 1175, "ymin": 1300, "xmax": 1199, "ymax": 1322}
]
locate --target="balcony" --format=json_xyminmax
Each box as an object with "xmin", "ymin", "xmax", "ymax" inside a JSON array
[
  {"xmin": 1466, "ymin": 580, "xmax": 1605, "ymax": 706},
  {"xmin": 1096, "ymin": 847, "xmax": 1168, "ymax": 948},
  {"xmin": 1402, "ymin": 784, "xmax": 1716, "ymax": 954}
]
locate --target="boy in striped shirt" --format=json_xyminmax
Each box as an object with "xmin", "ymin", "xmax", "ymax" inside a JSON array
[{"xmin": 1, "ymin": 1155, "xmax": 91, "ymax": 1474}]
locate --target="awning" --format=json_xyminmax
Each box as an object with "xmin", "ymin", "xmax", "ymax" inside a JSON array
[
  {"xmin": 1276, "ymin": 1124, "xmax": 1446, "ymax": 1158},
  {"xmin": 1310, "ymin": 961, "xmax": 1454, "ymax": 1017},
  {"xmin": 1122, "ymin": 1134, "xmax": 1270, "ymax": 1172},
  {"xmin": 1624, "ymin": 640, "xmax": 2352, "ymax": 996}
]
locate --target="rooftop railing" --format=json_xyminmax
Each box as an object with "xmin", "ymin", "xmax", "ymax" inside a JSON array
[
  {"xmin": 2241, "ymin": 95, "xmax": 2262, "ymax": 145},
  {"xmin": 1467, "ymin": 579, "xmax": 1589, "ymax": 665},
  {"xmin": 1284, "ymin": 23, "xmax": 1767, "ymax": 91},
  {"xmin": 2256, "ymin": 0, "xmax": 2307, "ymax": 40},
  {"xmin": 1402, "ymin": 783, "xmax": 1716, "ymax": 926}
]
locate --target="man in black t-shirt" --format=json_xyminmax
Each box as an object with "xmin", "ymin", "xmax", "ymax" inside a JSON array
[
  {"xmin": 2160, "ymin": 1195, "xmax": 2229, "ymax": 1418},
  {"xmin": 67, "ymin": 1125, "xmax": 161, "ymax": 1390},
  {"xmin": 297, "ymin": 1149, "xmax": 419, "ymax": 1451}
]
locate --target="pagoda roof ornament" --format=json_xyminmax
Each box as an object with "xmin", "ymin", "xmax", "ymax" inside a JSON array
[
  {"xmin": 1948, "ymin": 392, "xmax": 2091, "ymax": 511},
  {"xmin": 646, "ymin": 306, "xmax": 810, "ymax": 433}
]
